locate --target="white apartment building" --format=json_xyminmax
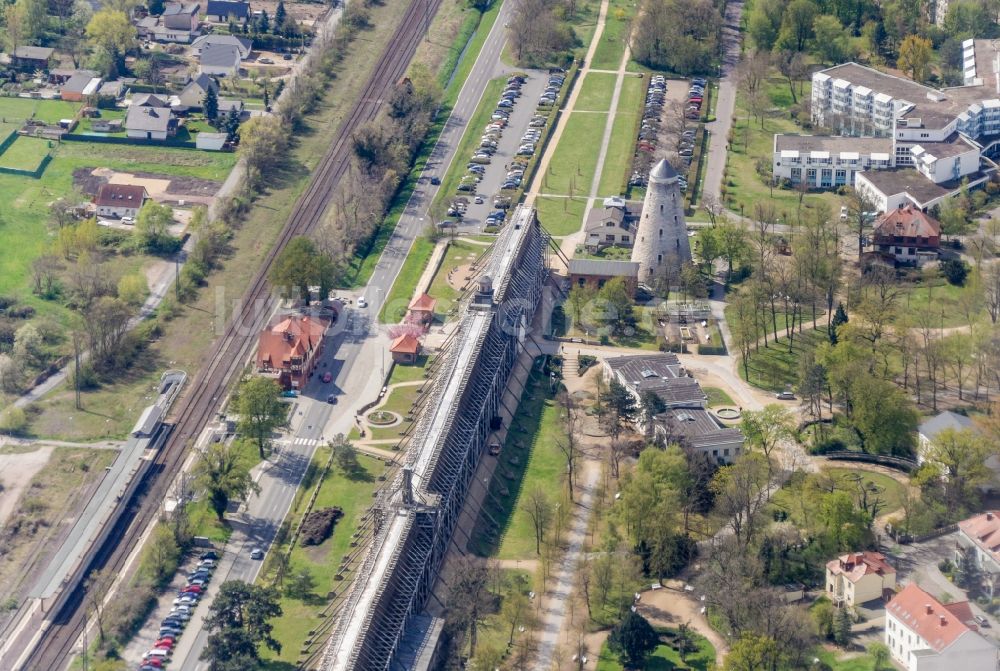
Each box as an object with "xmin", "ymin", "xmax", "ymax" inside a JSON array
[
  {"xmin": 775, "ymin": 41, "xmax": 1000, "ymax": 211},
  {"xmin": 885, "ymin": 583, "xmax": 998, "ymax": 671}
]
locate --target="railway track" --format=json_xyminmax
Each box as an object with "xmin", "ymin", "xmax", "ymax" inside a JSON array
[{"xmin": 19, "ymin": 0, "xmax": 440, "ymax": 667}]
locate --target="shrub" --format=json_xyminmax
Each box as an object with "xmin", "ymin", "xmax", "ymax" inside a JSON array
[
  {"xmin": 942, "ymin": 258, "xmax": 969, "ymax": 286},
  {"xmin": 299, "ymin": 506, "xmax": 343, "ymax": 546},
  {"xmin": 810, "ymin": 437, "xmax": 846, "ymax": 455},
  {"xmin": 70, "ymin": 363, "xmax": 101, "ymax": 391},
  {"xmin": 0, "ymin": 406, "xmax": 27, "ymax": 434},
  {"xmin": 577, "ymin": 354, "xmax": 597, "ymax": 374}
]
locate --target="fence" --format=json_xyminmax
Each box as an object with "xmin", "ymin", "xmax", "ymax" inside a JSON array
[
  {"xmin": 822, "ymin": 450, "xmax": 919, "ymax": 472},
  {"xmin": 61, "ymin": 133, "xmax": 198, "ymax": 149}
]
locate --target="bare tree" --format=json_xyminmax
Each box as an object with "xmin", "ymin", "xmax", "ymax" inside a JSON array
[
  {"xmin": 521, "ymin": 485, "xmax": 554, "ymax": 555},
  {"xmin": 557, "ymin": 391, "xmax": 582, "ymax": 501},
  {"xmin": 984, "ymin": 262, "xmax": 1000, "ymax": 324},
  {"xmin": 447, "ymin": 556, "xmax": 492, "ymax": 657},
  {"xmin": 845, "ymin": 187, "xmax": 878, "ymax": 259},
  {"xmin": 84, "ymin": 568, "xmax": 115, "ymax": 645}
]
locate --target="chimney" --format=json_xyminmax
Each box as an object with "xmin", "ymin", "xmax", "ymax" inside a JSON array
[
  {"xmin": 926, "ymin": 604, "xmax": 933, "ymax": 614},
  {"xmin": 988, "ymin": 512, "xmax": 995, "ymax": 521},
  {"xmin": 939, "ymin": 615, "xmax": 947, "ymax": 626}
]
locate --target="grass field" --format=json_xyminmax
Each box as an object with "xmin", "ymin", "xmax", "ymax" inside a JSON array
[
  {"xmin": 575, "ymin": 72, "xmax": 618, "ymax": 111},
  {"xmin": 596, "ymin": 629, "xmax": 716, "ymax": 671},
  {"xmin": 261, "ymin": 451, "xmax": 387, "ymax": 668},
  {"xmin": 368, "ymin": 383, "xmax": 423, "ymax": 440},
  {"xmin": 597, "ymin": 77, "xmax": 643, "ymax": 197},
  {"xmin": 426, "ymin": 239, "xmax": 487, "ymax": 309},
  {"xmin": 387, "ymin": 354, "xmax": 431, "ymax": 384},
  {"xmin": 739, "ymin": 327, "xmax": 829, "ymax": 392},
  {"xmin": 823, "ymin": 467, "xmax": 907, "ymax": 514},
  {"xmin": 724, "ymin": 76, "xmax": 840, "ymax": 217},
  {"xmin": 538, "ymin": 111, "xmax": 608, "ymax": 196},
  {"xmin": 469, "ymin": 367, "xmax": 567, "ymax": 559},
  {"xmin": 0, "ymin": 136, "xmax": 50, "ymax": 171},
  {"xmin": 703, "ymin": 386, "xmax": 734, "ymax": 407},
  {"xmin": 0, "ymin": 97, "xmax": 81, "ymax": 123},
  {"xmin": 535, "ymin": 195, "xmax": 588, "ymax": 236},
  {"xmin": 589, "ymin": 0, "xmax": 635, "ymax": 70},
  {"xmin": 899, "ymin": 280, "xmax": 983, "ymax": 328},
  {"xmin": 379, "ymin": 235, "xmax": 436, "ymax": 324}
]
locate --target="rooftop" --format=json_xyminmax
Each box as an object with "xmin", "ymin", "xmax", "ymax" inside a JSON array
[
  {"xmin": 873, "ymin": 205, "xmax": 941, "ymax": 240},
  {"xmin": 654, "ymin": 407, "xmax": 743, "ymax": 449},
  {"xmin": 390, "ymin": 333, "xmax": 420, "ymax": 355},
  {"xmin": 959, "ymin": 512, "xmax": 1000, "ymax": 561},
  {"xmin": 408, "ymin": 293, "xmax": 437, "ymax": 312},
  {"xmin": 919, "ymin": 410, "xmax": 976, "ymax": 440},
  {"xmin": 774, "ymin": 134, "xmax": 892, "ymax": 155},
  {"xmin": 199, "ymin": 43, "xmax": 242, "ymax": 68},
  {"xmin": 907, "ymin": 132, "xmax": 981, "ymax": 160},
  {"xmin": 887, "ymin": 583, "xmax": 982, "ymax": 653},
  {"xmin": 13, "ymin": 45, "xmax": 53, "ymax": 60},
  {"xmin": 256, "ymin": 314, "xmax": 328, "ymax": 370},
  {"xmin": 95, "ymin": 183, "xmax": 147, "ymax": 206},
  {"xmin": 567, "ymin": 258, "xmax": 639, "ymax": 277},
  {"xmin": 858, "ymin": 168, "xmax": 990, "ymax": 208},
  {"xmin": 826, "ymin": 551, "xmax": 896, "ymax": 584},
  {"xmin": 125, "ymin": 105, "xmax": 173, "ymax": 132}
]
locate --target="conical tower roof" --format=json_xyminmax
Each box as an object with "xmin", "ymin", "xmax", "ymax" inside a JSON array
[{"xmin": 649, "ymin": 158, "xmax": 679, "ymax": 183}]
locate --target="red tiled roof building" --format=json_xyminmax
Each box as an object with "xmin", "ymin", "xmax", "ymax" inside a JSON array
[{"xmin": 256, "ymin": 314, "xmax": 328, "ymax": 390}]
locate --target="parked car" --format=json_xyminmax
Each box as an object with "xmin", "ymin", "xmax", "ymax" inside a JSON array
[
  {"xmin": 429, "ymin": 176, "xmax": 441, "ymax": 185},
  {"xmin": 250, "ymin": 548, "xmax": 265, "ymax": 560},
  {"xmin": 474, "ymin": 195, "xmax": 484, "ymax": 204},
  {"xmin": 200, "ymin": 551, "xmax": 218, "ymax": 561},
  {"xmin": 776, "ymin": 390, "xmax": 796, "ymax": 400}
]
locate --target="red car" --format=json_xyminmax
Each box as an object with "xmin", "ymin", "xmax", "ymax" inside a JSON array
[
  {"xmin": 154, "ymin": 639, "xmax": 174, "ymax": 650},
  {"xmin": 142, "ymin": 659, "xmax": 164, "ymax": 668},
  {"xmin": 180, "ymin": 585, "xmax": 202, "ymax": 594}
]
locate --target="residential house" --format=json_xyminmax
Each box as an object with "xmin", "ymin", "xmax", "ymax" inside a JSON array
[
  {"xmin": 97, "ymin": 80, "xmax": 127, "ymax": 104},
  {"xmin": 583, "ymin": 197, "xmax": 640, "ymax": 252},
  {"xmin": 198, "ymin": 43, "xmax": 242, "ymax": 76},
  {"xmin": 132, "ymin": 93, "xmax": 170, "ymax": 108},
  {"xmin": 407, "ymin": 293, "xmax": 436, "ymax": 326},
  {"xmin": 217, "ymin": 98, "xmax": 245, "ymax": 117},
  {"xmin": 872, "ymin": 205, "xmax": 941, "ymax": 266},
  {"xmin": 826, "ymin": 551, "xmax": 896, "ymax": 607},
  {"xmin": 390, "ymin": 333, "xmax": 421, "ymax": 365},
  {"xmin": 92, "ymin": 118, "xmax": 124, "ymax": 132},
  {"xmin": 566, "ymin": 258, "xmax": 639, "ymax": 293},
  {"xmin": 885, "ymin": 583, "xmax": 997, "ymax": 671},
  {"xmin": 60, "ymin": 70, "xmax": 102, "ymax": 102},
  {"xmin": 162, "ymin": 2, "xmax": 200, "ymax": 30},
  {"xmin": 11, "ymin": 46, "xmax": 53, "ymax": 71},
  {"xmin": 957, "ymin": 512, "xmax": 1000, "ymax": 587},
  {"xmin": 125, "ymin": 104, "xmax": 176, "ymax": 140},
  {"xmin": 192, "ymin": 34, "xmax": 252, "ymax": 58},
  {"xmin": 918, "ymin": 411, "xmax": 978, "ymax": 466},
  {"xmin": 48, "ymin": 68, "xmax": 76, "ymax": 84},
  {"xmin": 95, "ymin": 184, "xmax": 148, "ymax": 219},
  {"xmin": 205, "ymin": 0, "xmax": 251, "ymax": 22},
  {"xmin": 604, "ymin": 353, "xmax": 744, "ymax": 463},
  {"xmin": 255, "ymin": 314, "xmax": 329, "ymax": 390},
  {"xmin": 176, "ymin": 73, "xmax": 218, "ymax": 110}
]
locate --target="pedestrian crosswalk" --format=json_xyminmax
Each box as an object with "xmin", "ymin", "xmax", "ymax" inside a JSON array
[{"xmin": 278, "ymin": 436, "xmax": 324, "ymax": 447}]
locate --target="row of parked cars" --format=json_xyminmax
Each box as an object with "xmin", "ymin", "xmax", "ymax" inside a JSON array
[
  {"xmin": 685, "ymin": 77, "xmax": 707, "ymax": 120},
  {"xmin": 136, "ymin": 550, "xmax": 218, "ymax": 670},
  {"xmin": 459, "ymin": 74, "xmax": 529, "ymax": 193},
  {"xmin": 630, "ymin": 74, "xmax": 669, "ymax": 188}
]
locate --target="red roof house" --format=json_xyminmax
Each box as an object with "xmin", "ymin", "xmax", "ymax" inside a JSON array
[
  {"xmin": 95, "ymin": 184, "xmax": 149, "ymax": 219},
  {"xmin": 873, "ymin": 205, "xmax": 941, "ymax": 266},
  {"xmin": 884, "ymin": 583, "xmax": 995, "ymax": 669},
  {"xmin": 407, "ymin": 293, "xmax": 437, "ymax": 326},
  {"xmin": 256, "ymin": 314, "xmax": 328, "ymax": 389},
  {"xmin": 826, "ymin": 551, "xmax": 896, "ymax": 606},
  {"xmin": 390, "ymin": 333, "xmax": 421, "ymax": 365},
  {"xmin": 958, "ymin": 511, "xmax": 1000, "ymax": 576}
]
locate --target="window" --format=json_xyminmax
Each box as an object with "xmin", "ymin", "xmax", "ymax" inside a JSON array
[
  {"xmin": 657, "ymin": 254, "xmax": 662, "ymax": 263},
  {"xmin": 605, "ymin": 234, "xmax": 615, "ymax": 242},
  {"xmin": 622, "ymin": 235, "xmax": 630, "ymax": 242},
  {"xmin": 660, "ymin": 204, "xmax": 663, "ymax": 213},
  {"xmin": 659, "ymin": 229, "xmax": 663, "ymax": 237}
]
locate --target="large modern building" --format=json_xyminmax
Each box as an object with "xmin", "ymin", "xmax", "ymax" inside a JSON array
[{"xmin": 774, "ymin": 41, "xmax": 1000, "ymax": 211}]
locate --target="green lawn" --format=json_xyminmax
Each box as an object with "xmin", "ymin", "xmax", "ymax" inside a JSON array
[
  {"xmin": 426, "ymin": 239, "xmax": 488, "ymax": 310},
  {"xmin": 469, "ymin": 367, "xmax": 566, "ymax": 559},
  {"xmin": 0, "ymin": 97, "xmax": 81, "ymax": 123},
  {"xmin": 822, "ymin": 467, "xmax": 907, "ymax": 514},
  {"xmin": 899, "ymin": 280, "xmax": 984, "ymax": 328},
  {"xmin": 367, "ymin": 382, "xmax": 427, "ymax": 441},
  {"xmin": 379, "ymin": 236, "xmax": 436, "ymax": 324},
  {"xmin": 539, "ymin": 112, "xmax": 608, "ymax": 195},
  {"xmin": 261, "ymin": 451, "xmax": 387, "ymax": 668},
  {"xmin": 595, "ymin": 74, "xmax": 643, "ymax": 197},
  {"xmin": 575, "ymin": 72, "xmax": 618, "ymax": 111},
  {"xmin": 814, "ymin": 648, "xmax": 885, "ymax": 671},
  {"xmin": 703, "ymin": 386, "xmax": 734, "ymax": 408},
  {"xmin": 589, "ymin": 0, "xmax": 635, "ymax": 70},
  {"xmin": 535, "ymin": 195, "xmax": 588, "ymax": 236},
  {"xmin": 724, "ymin": 75, "xmax": 840, "ymax": 218},
  {"xmin": 596, "ymin": 630, "xmax": 716, "ymax": 671},
  {"xmin": 740, "ymin": 327, "xmax": 830, "ymax": 392},
  {"xmin": 387, "ymin": 354, "xmax": 432, "ymax": 384},
  {"xmin": 0, "ymin": 136, "xmax": 50, "ymax": 171}
]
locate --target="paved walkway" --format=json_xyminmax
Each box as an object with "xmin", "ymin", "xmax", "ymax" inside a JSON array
[{"xmin": 701, "ymin": 0, "xmax": 744, "ymax": 205}]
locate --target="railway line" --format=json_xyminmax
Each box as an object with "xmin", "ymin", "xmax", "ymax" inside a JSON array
[{"xmin": 18, "ymin": 0, "xmax": 441, "ymax": 667}]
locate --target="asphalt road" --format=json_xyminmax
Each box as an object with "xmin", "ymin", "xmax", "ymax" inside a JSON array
[{"xmin": 128, "ymin": 3, "xmax": 520, "ymax": 667}]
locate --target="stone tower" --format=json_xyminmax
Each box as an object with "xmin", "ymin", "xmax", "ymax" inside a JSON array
[{"xmin": 631, "ymin": 158, "xmax": 691, "ymax": 285}]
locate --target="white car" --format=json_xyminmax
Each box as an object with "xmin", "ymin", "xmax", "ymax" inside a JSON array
[{"xmin": 356, "ymin": 297, "xmax": 367, "ymax": 308}]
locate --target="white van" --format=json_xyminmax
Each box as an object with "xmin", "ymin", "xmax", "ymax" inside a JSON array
[{"xmin": 145, "ymin": 648, "xmax": 171, "ymax": 660}]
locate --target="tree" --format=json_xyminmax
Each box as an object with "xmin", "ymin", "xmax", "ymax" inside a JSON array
[
  {"xmin": 898, "ymin": 34, "xmax": 932, "ymax": 82},
  {"xmin": 557, "ymin": 391, "xmax": 582, "ymax": 501},
  {"xmin": 830, "ymin": 302, "xmax": 848, "ymax": 343},
  {"xmin": 148, "ymin": 0, "xmax": 164, "ymax": 14},
  {"xmin": 595, "ymin": 277, "xmax": 634, "ymax": 335},
  {"xmin": 711, "ymin": 452, "xmax": 772, "ymax": 549},
  {"xmin": 268, "ymin": 236, "xmax": 336, "ymax": 304},
  {"xmin": 447, "ymin": 557, "xmax": 493, "ymax": 657},
  {"xmin": 238, "ymin": 116, "xmax": 288, "ymax": 190},
  {"xmin": 868, "ymin": 642, "xmax": 891, "ymax": 670},
  {"xmin": 741, "ymin": 404, "xmax": 794, "ymax": 464},
  {"xmin": 84, "ymin": 568, "xmax": 115, "ymax": 645},
  {"xmin": 812, "ymin": 14, "xmax": 851, "ymax": 64},
  {"xmin": 747, "ymin": 0, "xmax": 784, "ymax": 50},
  {"xmin": 285, "ymin": 567, "xmax": 316, "ymax": 600},
  {"xmin": 605, "ymin": 378, "xmax": 637, "ymax": 437},
  {"xmin": 224, "ymin": 107, "xmax": 241, "ymax": 141},
  {"xmin": 202, "ymin": 581, "xmax": 282, "ymax": 669},
  {"xmin": 83, "ymin": 296, "xmax": 132, "ymax": 370},
  {"xmin": 566, "ymin": 284, "xmax": 594, "ymax": 329},
  {"xmin": 500, "ymin": 589, "xmax": 532, "ymax": 646},
  {"xmin": 4, "ymin": 0, "xmax": 47, "ymax": 51},
  {"xmin": 639, "ymin": 390, "xmax": 666, "ymax": 434},
  {"xmin": 274, "ymin": 0, "xmax": 286, "ymax": 31},
  {"xmin": 985, "ymin": 262, "xmax": 1000, "ymax": 324},
  {"xmin": 521, "ymin": 484, "xmax": 554, "ymax": 554},
  {"xmin": 924, "ymin": 428, "xmax": 996, "ymax": 515},
  {"xmin": 204, "ymin": 84, "xmax": 219, "ymax": 121},
  {"xmin": 776, "ymin": 0, "xmax": 818, "ymax": 52},
  {"xmin": 833, "ymin": 606, "xmax": 852, "ymax": 646},
  {"xmin": 851, "ymin": 376, "xmax": 918, "ymax": 456},
  {"xmin": 608, "ymin": 611, "xmax": 659, "ymax": 668},
  {"xmin": 135, "ymin": 201, "xmax": 177, "ymax": 253},
  {"xmin": 31, "ymin": 254, "xmax": 63, "ymax": 299},
  {"xmin": 845, "ymin": 187, "xmax": 877, "ymax": 259},
  {"xmin": 86, "ymin": 9, "xmax": 136, "ymax": 77},
  {"xmin": 331, "ymin": 434, "xmax": 360, "ymax": 475},
  {"xmin": 235, "ymin": 376, "xmax": 286, "ymax": 458},
  {"xmin": 723, "ymin": 633, "xmax": 780, "ymax": 671},
  {"xmin": 195, "ymin": 441, "xmax": 259, "ymax": 520},
  {"xmin": 633, "ymin": 0, "xmax": 721, "ymax": 74},
  {"xmin": 117, "ymin": 272, "xmax": 148, "ymax": 307},
  {"xmin": 942, "ymin": 258, "xmax": 969, "ymax": 286}
]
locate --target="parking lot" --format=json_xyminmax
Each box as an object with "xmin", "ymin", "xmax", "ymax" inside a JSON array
[
  {"xmin": 444, "ymin": 70, "xmax": 549, "ymax": 231},
  {"xmin": 630, "ymin": 77, "xmax": 702, "ymax": 193}
]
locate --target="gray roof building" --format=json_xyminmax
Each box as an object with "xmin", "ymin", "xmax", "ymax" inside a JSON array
[
  {"xmin": 199, "ymin": 43, "xmax": 242, "ymax": 71},
  {"xmin": 192, "ymin": 34, "xmax": 252, "ymax": 58},
  {"xmin": 126, "ymin": 105, "xmax": 174, "ymax": 133},
  {"xmin": 919, "ymin": 411, "xmax": 976, "ymax": 442},
  {"xmin": 566, "ymin": 258, "xmax": 640, "ymax": 277},
  {"xmin": 13, "ymin": 46, "xmax": 54, "ymax": 61},
  {"xmin": 205, "ymin": 0, "xmax": 251, "ymax": 19}
]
